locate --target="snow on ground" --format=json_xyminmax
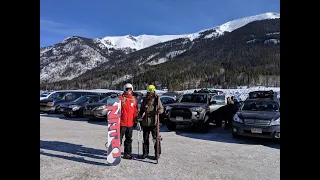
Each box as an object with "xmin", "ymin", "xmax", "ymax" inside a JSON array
[
  {"xmin": 174, "ymin": 86, "xmax": 280, "ymax": 100},
  {"xmin": 40, "ymin": 114, "xmax": 280, "ymax": 180},
  {"xmin": 42, "ymin": 86, "xmax": 279, "ymax": 102},
  {"xmin": 42, "ymin": 86, "xmax": 280, "ymax": 100}
]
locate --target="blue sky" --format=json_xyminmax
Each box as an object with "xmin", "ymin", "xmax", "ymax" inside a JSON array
[{"xmin": 40, "ymin": 0, "xmax": 280, "ymax": 47}]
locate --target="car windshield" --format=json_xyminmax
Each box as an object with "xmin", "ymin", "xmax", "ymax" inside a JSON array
[
  {"xmin": 48, "ymin": 92, "xmax": 66, "ymax": 100},
  {"xmin": 180, "ymin": 94, "xmax": 207, "ymax": 103},
  {"xmin": 99, "ymin": 97, "xmax": 109, "ymax": 103},
  {"xmin": 73, "ymin": 96, "xmax": 91, "ymax": 103},
  {"xmin": 211, "ymin": 95, "xmax": 225, "ymax": 105},
  {"xmin": 40, "ymin": 93, "xmax": 50, "ymax": 97},
  {"xmin": 241, "ymin": 101, "xmax": 279, "ymax": 112}
]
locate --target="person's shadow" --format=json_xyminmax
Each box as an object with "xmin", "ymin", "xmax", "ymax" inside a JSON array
[
  {"xmin": 40, "ymin": 140, "xmax": 110, "ymax": 166},
  {"xmin": 40, "ymin": 140, "xmax": 157, "ymax": 165}
]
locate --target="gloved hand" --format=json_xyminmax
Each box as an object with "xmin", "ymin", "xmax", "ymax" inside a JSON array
[
  {"xmin": 137, "ymin": 116, "xmax": 142, "ymax": 122},
  {"xmin": 136, "ymin": 122, "xmax": 142, "ymax": 131}
]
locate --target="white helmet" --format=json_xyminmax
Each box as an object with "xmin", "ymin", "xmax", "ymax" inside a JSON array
[{"xmin": 123, "ymin": 83, "xmax": 133, "ymax": 94}]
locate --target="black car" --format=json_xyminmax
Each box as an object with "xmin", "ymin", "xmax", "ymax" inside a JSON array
[
  {"xmin": 159, "ymin": 95, "xmax": 177, "ymax": 123},
  {"xmin": 83, "ymin": 94, "xmax": 121, "ymax": 121},
  {"xmin": 134, "ymin": 95, "xmax": 176, "ymax": 125},
  {"xmin": 232, "ymin": 98, "xmax": 280, "ymax": 139},
  {"xmin": 59, "ymin": 95, "xmax": 107, "ymax": 117},
  {"xmin": 40, "ymin": 90, "xmax": 100, "ymax": 113}
]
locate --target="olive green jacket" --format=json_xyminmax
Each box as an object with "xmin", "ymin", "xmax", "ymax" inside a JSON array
[{"xmin": 138, "ymin": 95, "xmax": 164, "ymax": 127}]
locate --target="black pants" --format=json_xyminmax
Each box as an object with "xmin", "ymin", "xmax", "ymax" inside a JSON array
[
  {"xmin": 142, "ymin": 126, "xmax": 161, "ymax": 156},
  {"xmin": 225, "ymin": 117, "xmax": 233, "ymax": 129},
  {"xmin": 120, "ymin": 126, "xmax": 133, "ymax": 155},
  {"xmin": 225, "ymin": 105, "xmax": 237, "ymax": 129}
]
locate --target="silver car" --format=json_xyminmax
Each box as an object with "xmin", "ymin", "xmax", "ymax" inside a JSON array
[{"xmin": 166, "ymin": 93, "xmax": 231, "ymax": 133}]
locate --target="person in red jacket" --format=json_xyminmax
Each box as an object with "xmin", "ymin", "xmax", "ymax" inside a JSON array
[{"xmin": 119, "ymin": 83, "xmax": 139, "ymax": 159}]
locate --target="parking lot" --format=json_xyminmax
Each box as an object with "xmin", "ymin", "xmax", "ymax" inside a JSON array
[{"xmin": 40, "ymin": 113, "xmax": 280, "ymax": 180}]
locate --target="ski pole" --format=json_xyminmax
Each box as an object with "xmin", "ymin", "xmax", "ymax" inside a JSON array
[{"xmin": 137, "ymin": 121, "xmax": 141, "ymax": 156}]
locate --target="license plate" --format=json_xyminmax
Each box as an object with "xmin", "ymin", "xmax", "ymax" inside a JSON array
[
  {"xmin": 176, "ymin": 116, "xmax": 183, "ymax": 121},
  {"xmin": 251, "ymin": 128, "xmax": 262, "ymax": 133},
  {"xmin": 84, "ymin": 111, "xmax": 91, "ymax": 115}
]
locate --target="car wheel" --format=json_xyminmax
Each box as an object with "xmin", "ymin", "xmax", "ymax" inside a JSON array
[
  {"xmin": 166, "ymin": 121, "xmax": 176, "ymax": 131},
  {"xmin": 232, "ymin": 133, "xmax": 240, "ymax": 139},
  {"xmin": 197, "ymin": 120, "xmax": 210, "ymax": 134},
  {"xmin": 215, "ymin": 119, "xmax": 222, "ymax": 127},
  {"xmin": 76, "ymin": 110, "xmax": 84, "ymax": 118},
  {"xmin": 87, "ymin": 118, "xmax": 95, "ymax": 121},
  {"xmin": 63, "ymin": 113, "xmax": 71, "ymax": 118},
  {"xmin": 55, "ymin": 105, "xmax": 60, "ymax": 114}
]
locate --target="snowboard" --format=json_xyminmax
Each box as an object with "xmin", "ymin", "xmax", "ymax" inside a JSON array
[{"xmin": 106, "ymin": 94, "xmax": 121, "ymax": 166}]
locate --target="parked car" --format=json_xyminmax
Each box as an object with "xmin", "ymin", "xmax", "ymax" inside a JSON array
[
  {"xmin": 158, "ymin": 95, "xmax": 177, "ymax": 123},
  {"xmin": 83, "ymin": 94, "xmax": 121, "ymax": 121},
  {"xmin": 161, "ymin": 92, "xmax": 182, "ymax": 99},
  {"xmin": 40, "ymin": 91, "xmax": 54, "ymax": 100},
  {"xmin": 165, "ymin": 93, "xmax": 231, "ymax": 133},
  {"xmin": 232, "ymin": 98, "xmax": 280, "ymax": 139},
  {"xmin": 40, "ymin": 90, "xmax": 100, "ymax": 113},
  {"xmin": 59, "ymin": 95, "xmax": 107, "ymax": 117}
]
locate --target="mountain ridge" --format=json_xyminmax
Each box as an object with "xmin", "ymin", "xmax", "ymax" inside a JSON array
[{"xmin": 40, "ymin": 12, "xmax": 280, "ymax": 88}]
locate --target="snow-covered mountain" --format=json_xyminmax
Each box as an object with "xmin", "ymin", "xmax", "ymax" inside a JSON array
[
  {"xmin": 95, "ymin": 34, "xmax": 187, "ymax": 51},
  {"xmin": 40, "ymin": 12, "xmax": 280, "ymax": 83},
  {"xmin": 94, "ymin": 12, "xmax": 279, "ymax": 50}
]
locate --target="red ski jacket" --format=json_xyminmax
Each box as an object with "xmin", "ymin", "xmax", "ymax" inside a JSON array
[{"xmin": 119, "ymin": 93, "xmax": 138, "ymax": 127}]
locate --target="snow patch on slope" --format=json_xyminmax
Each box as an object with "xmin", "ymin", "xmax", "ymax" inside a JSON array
[
  {"xmin": 193, "ymin": 12, "xmax": 280, "ymax": 40},
  {"xmin": 264, "ymin": 39, "xmax": 280, "ymax": 44},
  {"xmin": 146, "ymin": 50, "xmax": 186, "ymax": 65},
  {"xmin": 112, "ymin": 75, "xmax": 133, "ymax": 85}
]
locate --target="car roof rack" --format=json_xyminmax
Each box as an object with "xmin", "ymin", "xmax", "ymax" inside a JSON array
[
  {"xmin": 248, "ymin": 90, "xmax": 277, "ymax": 100},
  {"xmin": 193, "ymin": 89, "xmax": 223, "ymax": 95}
]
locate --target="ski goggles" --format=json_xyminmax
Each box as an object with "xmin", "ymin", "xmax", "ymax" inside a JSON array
[{"xmin": 125, "ymin": 88, "xmax": 133, "ymax": 91}]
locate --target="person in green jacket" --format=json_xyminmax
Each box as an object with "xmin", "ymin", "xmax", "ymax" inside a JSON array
[{"xmin": 138, "ymin": 84, "xmax": 164, "ymax": 159}]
